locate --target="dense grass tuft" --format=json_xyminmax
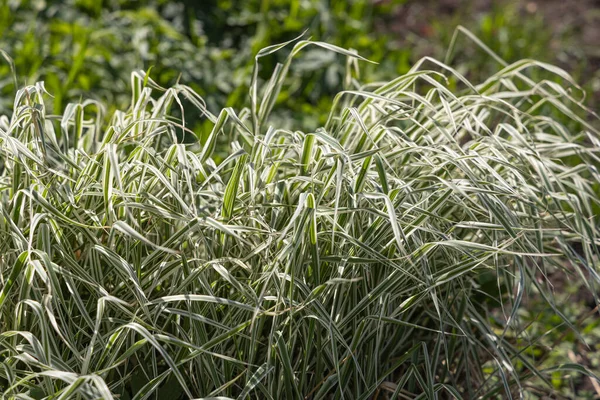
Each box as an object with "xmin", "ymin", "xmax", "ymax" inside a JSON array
[{"xmin": 1, "ymin": 36, "xmax": 599, "ymax": 399}]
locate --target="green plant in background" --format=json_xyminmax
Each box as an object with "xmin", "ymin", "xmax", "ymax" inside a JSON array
[
  {"xmin": 1, "ymin": 30, "xmax": 599, "ymax": 399},
  {"xmin": 3, "ymin": 0, "xmax": 596, "ymax": 134},
  {"xmin": 0, "ymin": 0, "xmax": 390, "ymax": 126},
  {"xmin": 0, "ymin": 0, "xmax": 226, "ymax": 115}
]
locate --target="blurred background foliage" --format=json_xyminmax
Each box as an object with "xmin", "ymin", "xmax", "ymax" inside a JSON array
[
  {"xmin": 1, "ymin": 0, "xmax": 600, "ymax": 398},
  {"xmin": 1, "ymin": 0, "xmax": 598, "ymax": 131}
]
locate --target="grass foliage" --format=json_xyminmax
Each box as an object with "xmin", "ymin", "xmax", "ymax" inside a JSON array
[{"xmin": 1, "ymin": 33, "xmax": 600, "ymax": 399}]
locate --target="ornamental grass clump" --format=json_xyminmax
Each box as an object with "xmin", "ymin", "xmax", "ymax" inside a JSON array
[{"xmin": 0, "ymin": 34, "xmax": 599, "ymax": 399}]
